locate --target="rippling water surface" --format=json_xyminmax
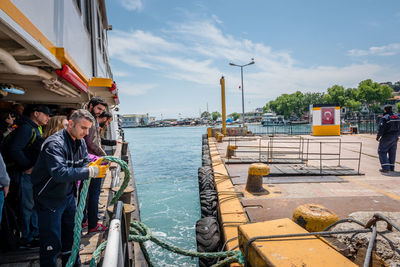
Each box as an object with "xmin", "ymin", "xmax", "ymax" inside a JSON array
[{"xmin": 125, "ymin": 127, "xmax": 206, "ymax": 266}]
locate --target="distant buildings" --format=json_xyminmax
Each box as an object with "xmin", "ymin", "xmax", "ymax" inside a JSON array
[{"xmin": 121, "ymin": 114, "xmax": 156, "ymax": 127}]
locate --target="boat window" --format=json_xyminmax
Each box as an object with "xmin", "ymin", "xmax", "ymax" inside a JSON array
[
  {"xmin": 97, "ymin": 10, "xmax": 103, "ymax": 53},
  {"xmin": 74, "ymin": 0, "xmax": 82, "ymax": 14},
  {"xmin": 84, "ymin": 0, "xmax": 91, "ymax": 33}
]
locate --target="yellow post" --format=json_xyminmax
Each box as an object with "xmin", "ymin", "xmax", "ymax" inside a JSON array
[{"xmin": 220, "ymin": 76, "xmax": 227, "ymax": 135}]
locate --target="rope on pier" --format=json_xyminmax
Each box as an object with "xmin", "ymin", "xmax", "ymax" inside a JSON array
[
  {"xmin": 66, "ymin": 156, "xmax": 130, "ymax": 267},
  {"xmin": 128, "ymin": 220, "xmax": 244, "ymax": 267},
  {"xmin": 67, "ymin": 155, "xmax": 243, "ymax": 267}
]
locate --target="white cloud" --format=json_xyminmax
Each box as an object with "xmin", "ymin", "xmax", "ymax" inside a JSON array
[
  {"xmin": 109, "ymin": 18, "xmax": 400, "ymax": 103},
  {"xmin": 348, "ymin": 43, "xmax": 400, "ymax": 57},
  {"xmin": 119, "ymin": 0, "xmax": 143, "ymax": 11},
  {"xmin": 113, "ymin": 70, "xmax": 130, "ymax": 77},
  {"xmin": 118, "ymin": 81, "xmax": 157, "ymax": 96},
  {"xmin": 211, "ymin": 14, "xmax": 222, "ymax": 24}
]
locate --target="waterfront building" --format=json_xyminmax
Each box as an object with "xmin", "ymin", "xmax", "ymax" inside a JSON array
[{"xmin": 121, "ymin": 113, "xmax": 155, "ymax": 127}]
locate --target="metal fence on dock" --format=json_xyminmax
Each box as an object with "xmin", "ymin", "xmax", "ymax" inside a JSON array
[
  {"xmin": 248, "ymin": 114, "xmax": 379, "ymax": 135},
  {"xmin": 226, "ymin": 136, "xmax": 362, "ymax": 174}
]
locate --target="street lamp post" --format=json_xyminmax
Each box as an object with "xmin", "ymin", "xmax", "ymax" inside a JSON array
[{"xmin": 229, "ymin": 59, "xmax": 255, "ymax": 128}]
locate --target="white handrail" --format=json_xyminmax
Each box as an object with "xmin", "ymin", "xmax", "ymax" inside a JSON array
[{"xmin": 103, "ymin": 219, "xmax": 125, "ymax": 267}]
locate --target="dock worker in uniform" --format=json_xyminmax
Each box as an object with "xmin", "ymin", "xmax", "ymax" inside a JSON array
[
  {"xmin": 376, "ymin": 105, "xmax": 400, "ymax": 172},
  {"xmin": 32, "ymin": 109, "xmax": 108, "ymax": 267}
]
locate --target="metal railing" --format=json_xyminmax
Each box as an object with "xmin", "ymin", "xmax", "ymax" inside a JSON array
[
  {"xmin": 226, "ymin": 136, "xmax": 363, "ymax": 174},
  {"xmin": 102, "ymin": 201, "xmax": 130, "ymax": 267}
]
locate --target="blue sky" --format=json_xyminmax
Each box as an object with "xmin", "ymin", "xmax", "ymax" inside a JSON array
[{"xmin": 106, "ymin": 0, "xmax": 400, "ymax": 119}]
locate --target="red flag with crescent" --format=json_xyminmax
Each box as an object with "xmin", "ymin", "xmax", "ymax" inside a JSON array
[{"xmin": 321, "ymin": 107, "xmax": 334, "ymax": 125}]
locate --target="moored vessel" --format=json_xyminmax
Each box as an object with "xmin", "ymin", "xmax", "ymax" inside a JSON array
[{"xmin": 0, "ymin": 1, "xmax": 143, "ymax": 266}]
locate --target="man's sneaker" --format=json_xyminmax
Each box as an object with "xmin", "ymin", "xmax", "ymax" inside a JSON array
[
  {"xmin": 88, "ymin": 223, "xmax": 107, "ymax": 233},
  {"xmin": 379, "ymin": 169, "xmax": 389, "ymax": 173}
]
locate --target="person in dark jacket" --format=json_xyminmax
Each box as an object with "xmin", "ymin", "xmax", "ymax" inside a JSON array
[
  {"xmin": 83, "ymin": 97, "xmax": 108, "ymax": 233},
  {"xmin": 32, "ymin": 109, "xmax": 108, "ymax": 267},
  {"xmin": 376, "ymin": 105, "xmax": 400, "ymax": 172},
  {"xmin": 0, "ymin": 153, "xmax": 10, "ymax": 223},
  {"xmin": 4, "ymin": 104, "xmax": 50, "ymax": 248}
]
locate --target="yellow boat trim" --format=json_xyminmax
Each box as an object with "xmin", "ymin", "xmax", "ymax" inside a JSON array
[
  {"xmin": 0, "ymin": 0, "xmax": 89, "ymax": 83},
  {"xmin": 0, "ymin": 0, "xmax": 55, "ymax": 54},
  {"xmin": 88, "ymin": 77, "xmax": 113, "ymax": 88},
  {"xmin": 55, "ymin": 48, "xmax": 89, "ymax": 83},
  {"xmin": 312, "ymin": 106, "xmax": 340, "ymax": 110}
]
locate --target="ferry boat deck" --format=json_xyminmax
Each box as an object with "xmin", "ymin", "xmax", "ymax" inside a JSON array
[{"xmin": 0, "ymin": 144, "xmax": 145, "ymax": 267}]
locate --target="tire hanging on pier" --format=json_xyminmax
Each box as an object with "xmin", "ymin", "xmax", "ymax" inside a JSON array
[
  {"xmin": 196, "ymin": 216, "xmax": 221, "ymax": 267},
  {"xmin": 196, "ymin": 137, "xmax": 221, "ymax": 267},
  {"xmin": 200, "ymin": 190, "xmax": 218, "ymax": 217}
]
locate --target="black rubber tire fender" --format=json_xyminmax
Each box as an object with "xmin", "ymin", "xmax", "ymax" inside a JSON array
[{"xmin": 196, "ymin": 217, "xmax": 221, "ymax": 267}]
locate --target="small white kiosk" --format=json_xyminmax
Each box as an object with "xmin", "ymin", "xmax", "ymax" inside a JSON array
[{"xmin": 311, "ymin": 104, "xmax": 340, "ymax": 136}]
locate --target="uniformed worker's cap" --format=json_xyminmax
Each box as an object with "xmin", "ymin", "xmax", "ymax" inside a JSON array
[{"xmin": 384, "ymin": 105, "xmax": 393, "ymax": 112}]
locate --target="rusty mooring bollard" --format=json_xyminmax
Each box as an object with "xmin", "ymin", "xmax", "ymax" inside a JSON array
[
  {"xmin": 226, "ymin": 145, "xmax": 238, "ymax": 159},
  {"xmin": 245, "ymin": 163, "xmax": 270, "ymax": 193}
]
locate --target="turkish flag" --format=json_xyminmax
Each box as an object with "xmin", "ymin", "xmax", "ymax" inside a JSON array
[{"xmin": 321, "ymin": 107, "xmax": 334, "ymax": 125}]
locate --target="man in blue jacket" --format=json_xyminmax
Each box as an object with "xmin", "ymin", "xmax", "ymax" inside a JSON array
[
  {"xmin": 4, "ymin": 104, "xmax": 50, "ymax": 248},
  {"xmin": 376, "ymin": 105, "xmax": 400, "ymax": 172},
  {"xmin": 32, "ymin": 109, "xmax": 108, "ymax": 267}
]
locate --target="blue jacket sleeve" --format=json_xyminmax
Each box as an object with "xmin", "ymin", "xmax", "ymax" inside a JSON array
[
  {"xmin": 8, "ymin": 124, "xmax": 32, "ymax": 170},
  {"xmin": 44, "ymin": 141, "xmax": 90, "ymax": 183},
  {"xmin": 377, "ymin": 116, "xmax": 388, "ymax": 138},
  {"xmin": 81, "ymin": 139, "xmax": 93, "ymax": 166}
]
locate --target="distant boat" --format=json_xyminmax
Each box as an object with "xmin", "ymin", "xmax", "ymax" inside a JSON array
[
  {"xmin": 261, "ymin": 113, "xmax": 287, "ymax": 126},
  {"xmin": 289, "ymin": 120, "xmax": 309, "ymax": 125}
]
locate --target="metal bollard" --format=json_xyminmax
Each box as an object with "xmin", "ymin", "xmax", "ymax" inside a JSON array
[
  {"xmin": 245, "ymin": 163, "xmax": 270, "ymax": 194},
  {"xmin": 293, "ymin": 204, "xmax": 339, "ymax": 232},
  {"xmin": 226, "ymin": 145, "xmax": 238, "ymax": 159}
]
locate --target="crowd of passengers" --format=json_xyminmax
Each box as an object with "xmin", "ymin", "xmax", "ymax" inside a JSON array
[{"xmin": 0, "ymin": 97, "xmax": 120, "ymax": 266}]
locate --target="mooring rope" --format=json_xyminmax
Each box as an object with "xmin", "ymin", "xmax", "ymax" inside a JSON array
[
  {"xmin": 66, "ymin": 156, "xmax": 130, "ymax": 267},
  {"xmin": 67, "ymin": 155, "xmax": 242, "ymax": 267},
  {"xmin": 128, "ymin": 220, "xmax": 244, "ymax": 267}
]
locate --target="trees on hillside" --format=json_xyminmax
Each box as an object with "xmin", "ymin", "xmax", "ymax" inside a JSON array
[
  {"xmin": 264, "ymin": 79, "xmax": 393, "ymax": 118},
  {"xmin": 229, "ymin": 112, "xmax": 241, "ymax": 121},
  {"xmin": 211, "ymin": 111, "xmax": 221, "ymax": 121},
  {"xmin": 201, "ymin": 111, "xmax": 210, "ymax": 119}
]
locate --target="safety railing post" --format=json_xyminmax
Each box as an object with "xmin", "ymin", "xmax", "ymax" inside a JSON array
[
  {"xmin": 320, "ymin": 142, "xmax": 322, "ymax": 174},
  {"xmin": 338, "ymin": 139, "xmax": 342, "ymax": 166},
  {"xmin": 358, "ymin": 142, "xmax": 362, "ymax": 175},
  {"xmin": 103, "ymin": 201, "xmax": 130, "ymax": 267},
  {"xmin": 306, "ymin": 139, "xmax": 310, "ymax": 166}
]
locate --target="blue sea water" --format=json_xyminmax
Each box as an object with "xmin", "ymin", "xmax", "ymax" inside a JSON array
[{"xmin": 125, "ymin": 127, "xmax": 206, "ymax": 266}]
